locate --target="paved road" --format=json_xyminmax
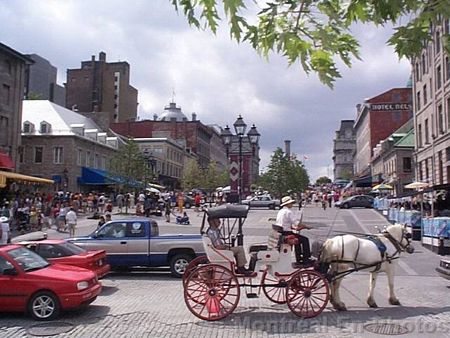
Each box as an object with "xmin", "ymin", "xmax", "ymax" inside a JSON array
[{"xmin": 1, "ymin": 205, "xmax": 449, "ymax": 337}]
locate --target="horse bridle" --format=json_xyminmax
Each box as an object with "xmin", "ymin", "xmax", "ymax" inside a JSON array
[{"xmin": 383, "ymin": 228, "xmax": 414, "ymax": 256}]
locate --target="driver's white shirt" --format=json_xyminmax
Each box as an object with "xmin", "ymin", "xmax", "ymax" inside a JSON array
[{"xmin": 275, "ymin": 207, "xmax": 301, "ymax": 232}]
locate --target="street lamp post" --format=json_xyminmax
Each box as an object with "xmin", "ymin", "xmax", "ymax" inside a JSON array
[{"xmin": 221, "ymin": 116, "xmax": 260, "ymax": 203}]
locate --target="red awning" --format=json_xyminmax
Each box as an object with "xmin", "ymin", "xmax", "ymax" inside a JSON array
[{"xmin": 0, "ymin": 152, "xmax": 14, "ymax": 170}]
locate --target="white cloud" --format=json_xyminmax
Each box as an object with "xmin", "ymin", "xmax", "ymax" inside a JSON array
[{"xmin": 0, "ymin": 0, "xmax": 411, "ymax": 182}]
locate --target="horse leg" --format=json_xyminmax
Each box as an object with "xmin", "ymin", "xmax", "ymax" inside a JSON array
[
  {"xmin": 332, "ymin": 276, "xmax": 347, "ymax": 311},
  {"xmin": 367, "ymin": 272, "xmax": 378, "ymax": 308},
  {"xmin": 387, "ymin": 264, "xmax": 401, "ymax": 305}
]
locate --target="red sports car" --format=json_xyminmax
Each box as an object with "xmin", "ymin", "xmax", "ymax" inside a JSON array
[
  {"xmin": 0, "ymin": 245, "xmax": 102, "ymax": 320},
  {"xmin": 19, "ymin": 240, "xmax": 110, "ymax": 279}
]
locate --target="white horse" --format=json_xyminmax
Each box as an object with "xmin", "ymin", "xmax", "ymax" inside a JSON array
[{"xmin": 318, "ymin": 223, "xmax": 414, "ymax": 311}]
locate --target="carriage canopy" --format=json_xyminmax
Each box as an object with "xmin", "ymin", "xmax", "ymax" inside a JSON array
[{"xmin": 206, "ymin": 204, "xmax": 249, "ymax": 219}]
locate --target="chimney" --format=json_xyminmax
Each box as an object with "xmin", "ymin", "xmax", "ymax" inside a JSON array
[
  {"xmin": 284, "ymin": 140, "xmax": 291, "ymax": 159},
  {"xmin": 99, "ymin": 52, "xmax": 106, "ymax": 62},
  {"xmin": 91, "ymin": 55, "xmax": 95, "ymax": 62},
  {"xmin": 153, "ymin": 114, "xmax": 158, "ymax": 121},
  {"xmin": 192, "ymin": 113, "xmax": 197, "ymax": 121}
]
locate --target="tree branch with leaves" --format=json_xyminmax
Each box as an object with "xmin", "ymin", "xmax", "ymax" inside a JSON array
[{"xmin": 171, "ymin": 0, "xmax": 450, "ymax": 87}]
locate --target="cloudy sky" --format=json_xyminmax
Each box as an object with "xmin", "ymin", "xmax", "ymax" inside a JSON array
[{"xmin": 0, "ymin": 0, "xmax": 411, "ymax": 181}]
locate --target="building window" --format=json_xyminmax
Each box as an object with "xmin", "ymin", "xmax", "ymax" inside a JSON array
[
  {"xmin": 86, "ymin": 151, "xmax": 90, "ymax": 167},
  {"xmin": 447, "ymin": 97, "xmax": 450, "ymax": 129},
  {"xmin": 95, "ymin": 154, "xmax": 100, "ymax": 169},
  {"xmin": 53, "ymin": 147, "xmax": 63, "ymax": 164},
  {"xmin": 40, "ymin": 122, "xmax": 51, "ymax": 134},
  {"xmin": 34, "ymin": 147, "xmax": 43, "ymax": 163},
  {"xmin": 423, "ymin": 84, "xmax": 427, "ymax": 105},
  {"xmin": 425, "ymin": 158, "xmax": 429, "ymax": 180},
  {"xmin": 2, "ymin": 84, "xmax": 10, "ymax": 105},
  {"xmin": 418, "ymin": 123, "xmax": 422, "ymax": 147},
  {"xmin": 415, "ymin": 62, "xmax": 420, "ymax": 81},
  {"xmin": 446, "ymin": 147, "xmax": 450, "ymax": 162},
  {"xmin": 425, "ymin": 119, "xmax": 429, "ymax": 144},
  {"xmin": 0, "ymin": 116, "xmax": 8, "ymax": 146},
  {"xmin": 446, "ymin": 56, "xmax": 450, "ymax": 82},
  {"xmin": 18, "ymin": 146, "xmax": 24, "ymax": 163},
  {"xmin": 421, "ymin": 54, "xmax": 426, "ymax": 75},
  {"xmin": 101, "ymin": 156, "xmax": 106, "ymax": 170},
  {"xmin": 416, "ymin": 91, "xmax": 421, "ymax": 110},
  {"xmin": 437, "ymin": 65, "xmax": 442, "ymax": 89},
  {"xmin": 403, "ymin": 157, "xmax": 412, "ymax": 172},
  {"xmin": 77, "ymin": 149, "xmax": 83, "ymax": 166},
  {"xmin": 438, "ymin": 104, "xmax": 444, "ymax": 134},
  {"xmin": 435, "ymin": 30, "xmax": 441, "ymax": 54},
  {"xmin": 446, "ymin": 19, "xmax": 450, "ymax": 34}
]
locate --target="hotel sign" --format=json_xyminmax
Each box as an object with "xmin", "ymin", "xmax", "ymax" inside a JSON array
[{"xmin": 370, "ymin": 103, "xmax": 412, "ymax": 111}]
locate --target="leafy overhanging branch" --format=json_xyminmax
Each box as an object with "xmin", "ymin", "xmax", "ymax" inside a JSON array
[{"xmin": 171, "ymin": 0, "xmax": 450, "ymax": 87}]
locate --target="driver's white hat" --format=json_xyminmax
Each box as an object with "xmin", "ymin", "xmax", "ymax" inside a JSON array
[{"xmin": 280, "ymin": 196, "xmax": 295, "ymax": 207}]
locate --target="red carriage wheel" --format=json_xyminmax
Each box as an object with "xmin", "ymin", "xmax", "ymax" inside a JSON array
[
  {"xmin": 184, "ymin": 264, "xmax": 240, "ymax": 321},
  {"xmin": 286, "ymin": 270, "xmax": 330, "ymax": 318},
  {"xmin": 182, "ymin": 255, "xmax": 209, "ymax": 287},
  {"xmin": 261, "ymin": 270, "xmax": 288, "ymax": 304}
]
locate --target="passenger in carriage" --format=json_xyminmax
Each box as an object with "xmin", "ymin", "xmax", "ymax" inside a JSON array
[
  {"xmin": 276, "ymin": 196, "xmax": 314, "ymax": 267},
  {"xmin": 206, "ymin": 217, "xmax": 251, "ymax": 275}
]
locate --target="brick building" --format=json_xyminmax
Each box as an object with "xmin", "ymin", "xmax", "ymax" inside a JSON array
[
  {"xmin": 354, "ymin": 88, "xmax": 413, "ymax": 182},
  {"xmin": 20, "ymin": 100, "xmax": 119, "ymax": 192},
  {"xmin": 412, "ymin": 18, "xmax": 450, "ymax": 187},
  {"xmin": 25, "ymin": 54, "xmax": 65, "ymax": 106},
  {"xmin": 65, "ymin": 52, "xmax": 138, "ymax": 125},
  {"xmin": 111, "ymin": 102, "xmax": 227, "ymax": 170},
  {"xmin": 332, "ymin": 120, "xmax": 355, "ymax": 181},
  {"xmin": 0, "ymin": 43, "xmax": 33, "ymax": 171}
]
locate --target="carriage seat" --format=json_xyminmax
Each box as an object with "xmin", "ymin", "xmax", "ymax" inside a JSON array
[
  {"xmin": 249, "ymin": 244, "xmax": 268, "ymax": 253},
  {"xmin": 202, "ymin": 236, "xmax": 236, "ymax": 264}
]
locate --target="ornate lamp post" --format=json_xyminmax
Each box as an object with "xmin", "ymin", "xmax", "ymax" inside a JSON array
[{"xmin": 233, "ymin": 116, "xmax": 247, "ymax": 202}]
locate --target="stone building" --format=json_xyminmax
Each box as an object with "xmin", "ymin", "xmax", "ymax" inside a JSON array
[
  {"xmin": 65, "ymin": 52, "xmax": 138, "ymax": 125},
  {"xmin": 25, "ymin": 54, "xmax": 65, "ymax": 106},
  {"xmin": 371, "ymin": 120, "xmax": 414, "ymax": 196},
  {"xmin": 134, "ymin": 138, "xmax": 197, "ymax": 189},
  {"xmin": 20, "ymin": 100, "xmax": 119, "ymax": 192},
  {"xmin": 411, "ymin": 18, "xmax": 450, "ymax": 186},
  {"xmin": 0, "ymin": 42, "xmax": 33, "ymax": 171},
  {"xmin": 354, "ymin": 88, "xmax": 413, "ymax": 183},
  {"xmin": 332, "ymin": 120, "xmax": 355, "ymax": 181}
]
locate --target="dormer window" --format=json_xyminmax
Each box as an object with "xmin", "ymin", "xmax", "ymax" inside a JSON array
[
  {"xmin": 23, "ymin": 121, "xmax": 35, "ymax": 133},
  {"xmin": 40, "ymin": 121, "xmax": 51, "ymax": 134}
]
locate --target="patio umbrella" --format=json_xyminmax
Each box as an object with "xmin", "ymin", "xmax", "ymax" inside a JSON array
[
  {"xmin": 372, "ymin": 183, "xmax": 393, "ymax": 190},
  {"xmin": 404, "ymin": 181, "xmax": 429, "ymax": 189}
]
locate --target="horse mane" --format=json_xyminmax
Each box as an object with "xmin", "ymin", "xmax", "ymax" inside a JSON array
[{"xmin": 384, "ymin": 223, "xmax": 403, "ymax": 241}]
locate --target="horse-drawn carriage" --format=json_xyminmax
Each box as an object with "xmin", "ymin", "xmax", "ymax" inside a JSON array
[{"xmin": 182, "ymin": 204, "xmax": 415, "ymax": 321}]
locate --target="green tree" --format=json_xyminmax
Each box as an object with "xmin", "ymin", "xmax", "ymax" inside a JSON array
[
  {"xmin": 181, "ymin": 159, "xmax": 202, "ymax": 190},
  {"xmin": 316, "ymin": 176, "xmax": 332, "ymax": 185},
  {"xmin": 258, "ymin": 148, "xmax": 309, "ymax": 198},
  {"xmin": 110, "ymin": 139, "xmax": 150, "ymax": 190},
  {"xmin": 171, "ymin": 0, "xmax": 450, "ymax": 87}
]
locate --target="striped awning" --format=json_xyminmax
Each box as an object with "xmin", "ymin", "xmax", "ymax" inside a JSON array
[{"xmin": 0, "ymin": 170, "xmax": 54, "ymax": 188}]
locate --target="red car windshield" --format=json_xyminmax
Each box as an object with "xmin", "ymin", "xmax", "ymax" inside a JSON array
[{"xmin": 8, "ymin": 247, "xmax": 49, "ymax": 272}]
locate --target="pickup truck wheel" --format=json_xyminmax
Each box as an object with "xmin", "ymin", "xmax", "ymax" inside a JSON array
[
  {"xmin": 28, "ymin": 291, "xmax": 60, "ymax": 321},
  {"xmin": 170, "ymin": 254, "xmax": 192, "ymax": 278}
]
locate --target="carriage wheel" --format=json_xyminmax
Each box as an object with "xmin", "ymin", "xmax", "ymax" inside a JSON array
[
  {"xmin": 261, "ymin": 271, "xmax": 288, "ymax": 304},
  {"xmin": 184, "ymin": 264, "xmax": 240, "ymax": 321},
  {"xmin": 182, "ymin": 255, "xmax": 209, "ymax": 287},
  {"xmin": 286, "ymin": 270, "xmax": 330, "ymax": 318}
]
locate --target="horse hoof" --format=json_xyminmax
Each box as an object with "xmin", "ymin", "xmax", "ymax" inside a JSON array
[
  {"xmin": 368, "ymin": 302, "xmax": 378, "ymax": 308},
  {"xmin": 389, "ymin": 298, "xmax": 401, "ymax": 306}
]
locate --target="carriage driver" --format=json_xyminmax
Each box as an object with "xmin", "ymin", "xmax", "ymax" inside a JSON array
[
  {"xmin": 207, "ymin": 216, "xmax": 251, "ymax": 275},
  {"xmin": 276, "ymin": 196, "xmax": 314, "ymax": 267}
]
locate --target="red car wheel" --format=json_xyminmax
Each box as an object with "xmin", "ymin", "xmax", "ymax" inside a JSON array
[{"xmin": 28, "ymin": 291, "xmax": 61, "ymax": 321}]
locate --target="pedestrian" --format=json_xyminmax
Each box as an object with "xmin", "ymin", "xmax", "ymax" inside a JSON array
[
  {"xmin": 105, "ymin": 213, "xmax": 112, "ymax": 223},
  {"xmin": 0, "ymin": 216, "xmax": 10, "ymax": 245},
  {"xmin": 57, "ymin": 204, "xmax": 68, "ymax": 232},
  {"xmin": 98, "ymin": 193, "xmax": 106, "ymax": 213},
  {"xmin": 177, "ymin": 192, "xmax": 184, "ymax": 214},
  {"xmin": 66, "ymin": 207, "xmax": 77, "ymax": 237},
  {"xmin": 194, "ymin": 193, "xmax": 201, "ymax": 212},
  {"xmin": 165, "ymin": 200, "xmax": 171, "ymax": 222},
  {"xmin": 116, "ymin": 193, "xmax": 124, "ymax": 213},
  {"xmin": 97, "ymin": 215, "xmax": 106, "ymax": 229}
]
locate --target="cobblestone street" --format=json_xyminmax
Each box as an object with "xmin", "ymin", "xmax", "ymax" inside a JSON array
[{"xmin": 1, "ymin": 206, "xmax": 450, "ymax": 337}]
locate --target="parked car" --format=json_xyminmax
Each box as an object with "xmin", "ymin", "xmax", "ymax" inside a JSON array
[
  {"xmin": 335, "ymin": 195, "xmax": 374, "ymax": 209},
  {"xmin": 18, "ymin": 239, "xmax": 110, "ymax": 279},
  {"xmin": 436, "ymin": 258, "xmax": 450, "ymax": 280},
  {"xmin": 0, "ymin": 245, "xmax": 101, "ymax": 320},
  {"xmin": 241, "ymin": 195, "xmax": 281, "ymax": 209},
  {"xmin": 68, "ymin": 217, "xmax": 205, "ymax": 278}
]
